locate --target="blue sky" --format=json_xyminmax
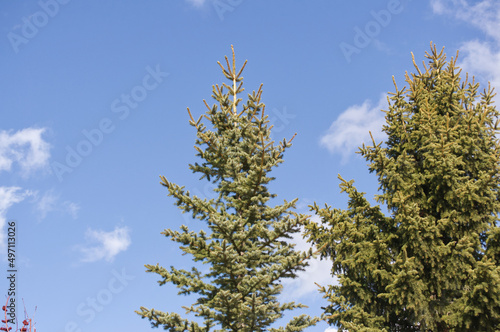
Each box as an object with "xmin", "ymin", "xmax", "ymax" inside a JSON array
[{"xmin": 1, "ymin": 1, "xmax": 499, "ymax": 331}]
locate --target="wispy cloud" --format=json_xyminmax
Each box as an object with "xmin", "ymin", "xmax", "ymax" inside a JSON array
[
  {"xmin": 64, "ymin": 201, "xmax": 80, "ymax": 219},
  {"xmin": 431, "ymin": 0, "xmax": 500, "ymax": 96},
  {"xmin": 76, "ymin": 226, "xmax": 131, "ymax": 263},
  {"xmin": 0, "ymin": 127, "xmax": 51, "ymax": 177},
  {"xmin": 320, "ymin": 94, "xmax": 387, "ymax": 163},
  {"xmin": 459, "ymin": 40, "xmax": 500, "ymax": 93},
  {"xmin": 35, "ymin": 190, "xmax": 58, "ymax": 220},
  {"xmin": 34, "ymin": 190, "xmax": 80, "ymax": 221},
  {"xmin": 431, "ymin": 0, "xmax": 500, "ymax": 41},
  {"xmin": 0, "ymin": 186, "xmax": 33, "ymax": 253}
]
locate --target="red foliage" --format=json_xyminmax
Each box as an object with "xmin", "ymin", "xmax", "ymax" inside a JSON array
[{"xmin": 1, "ymin": 298, "xmax": 36, "ymax": 332}]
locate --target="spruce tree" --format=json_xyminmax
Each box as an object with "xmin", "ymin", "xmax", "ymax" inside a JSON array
[
  {"xmin": 137, "ymin": 46, "xmax": 318, "ymax": 332},
  {"xmin": 304, "ymin": 43, "xmax": 500, "ymax": 331}
]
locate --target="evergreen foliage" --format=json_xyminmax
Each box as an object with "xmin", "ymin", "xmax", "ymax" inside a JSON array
[
  {"xmin": 137, "ymin": 46, "xmax": 319, "ymax": 332},
  {"xmin": 304, "ymin": 43, "xmax": 500, "ymax": 331}
]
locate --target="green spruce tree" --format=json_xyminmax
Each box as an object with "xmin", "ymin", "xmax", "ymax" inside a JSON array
[
  {"xmin": 304, "ymin": 43, "xmax": 500, "ymax": 331},
  {"xmin": 137, "ymin": 46, "xmax": 319, "ymax": 332}
]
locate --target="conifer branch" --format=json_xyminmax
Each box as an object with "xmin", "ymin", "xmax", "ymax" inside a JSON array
[
  {"xmin": 231, "ymin": 46, "xmax": 237, "ymax": 115},
  {"xmin": 159, "ymin": 175, "xmax": 169, "ymax": 187},
  {"xmin": 411, "ymin": 52, "xmax": 422, "ymax": 76},
  {"xmin": 203, "ymin": 100, "xmax": 211, "ymax": 112},
  {"xmin": 392, "ymin": 75, "xmax": 399, "ymax": 93}
]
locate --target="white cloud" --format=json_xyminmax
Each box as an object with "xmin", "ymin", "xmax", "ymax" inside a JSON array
[
  {"xmin": 459, "ymin": 40, "xmax": 500, "ymax": 93},
  {"xmin": 0, "ymin": 128, "xmax": 51, "ymax": 177},
  {"xmin": 34, "ymin": 190, "xmax": 80, "ymax": 221},
  {"xmin": 35, "ymin": 190, "xmax": 58, "ymax": 220},
  {"xmin": 320, "ymin": 94, "xmax": 387, "ymax": 163},
  {"xmin": 0, "ymin": 187, "xmax": 33, "ymax": 253},
  {"xmin": 431, "ymin": 0, "xmax": 500, "ymax": 41},
  {"xmin": 77, "ymin": 226, "xmax": 131, "ymax": 263},
  {"xmin": 280, "ymin": 216, "xmax": 336, "ymax": 301},
  {"xmin": 185, "ymin": 0, "xmax": 206, "ymax": 7},
  {"xmin": 431, "ymin": 0, "xmax": 500, "ymax": 99},
  {"xmin": 325, "ymin": 328, "xmax": 338, "ymax": 332},
  {"xmin": 64, "ymin": 201, "xmax": 80, "ymax": 219}
]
